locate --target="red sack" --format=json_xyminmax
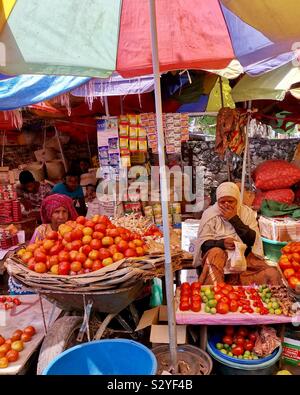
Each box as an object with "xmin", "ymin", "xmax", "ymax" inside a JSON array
[
  {"xmin": 252, "ymin": 160, "xmax": 300, "ymax": 191},
  {"xmin": 253, "ymin": 189, "xmax": 295, "ymax": 210}
]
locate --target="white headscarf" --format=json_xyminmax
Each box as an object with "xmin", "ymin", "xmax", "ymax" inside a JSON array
[{"xmin": 193, "ymin": 182, "xmax": 263, "ymax": 267}]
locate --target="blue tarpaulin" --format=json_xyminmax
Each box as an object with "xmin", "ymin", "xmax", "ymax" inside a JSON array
[{"xmin": 0, "ymin": 75, "xmax": 90, "ymax": 110}]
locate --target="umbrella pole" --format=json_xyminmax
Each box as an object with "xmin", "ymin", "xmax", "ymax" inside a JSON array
[
  {"xmin": 149, "ymin": 0, "xmax": 178, "ymax": 372},
  {"xmin": 241, "ymin": 101, "xmax": 252, "ymax": 201}
]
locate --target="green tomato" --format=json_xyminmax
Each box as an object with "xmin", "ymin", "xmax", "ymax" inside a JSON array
[
  {"xmin": 202, "ymin": 296, "xmax": 208, "ymax": 303},
  {"xmin": 266, "ymin": 293, "xmax": 272, "ymax": 299},
  {"xmin": 267, "ymin": 302, "xmax": 273, "ymax": 309},
  {"xmin": 224, "ymin": 344, "xmax": 230, "ymax": 350},
  {"xmin": 220, "ymin": 349, "xmax": 227, "ymax": 355},
  {"xmin": 243, "ymin": 356, "xmax": 249, "ymax": 360},
  {"xmin": 238, "ymin": 355, "xmax": 243, "ymax": 359},
  {"xmin": 207, "ymin": 292, "xmax": 215, "ymax": 300},
  {"xmin": 269, "ymin": 308, "xmax": 275, "ymax": 314},
  {"xmin": 244, "ymin": 351, "xmax": 251, "ymax": 356},
  {"xmin": 205, "ymin": 305, "xmax": 211, "ymax": 313},
  {"xmin": 207, "ymin": 299, "xmax": 217, "ymax": 308},
  {"xmin": 248, "ymin": 356, "xmax": 253, "ymax": 360},
  {"xmin": 275, "ymin": 308, "xmax": 282, "ymax": 315},
  {"xmin": 272, "ymin": 302, "xmax": 279, "ymax": 309},
  {"xmin": 253, "ymin": 356, "xmax": 259, "ymax": 360},
  {"xmin": 210, "ymin": 307, "xmax": 217, "ymax": 314},
  {"xmin": 265, "ymin": 299, "xmax": 270, "ymax": 304},
  {"xmin": 204, "ymin": 288, "xmax": 213, "ymax": 297},
  {"xmin": 216, "ymin": 343, "xmax": 223, "ymax": 350},
  {"xmin": 227, "ymin": 352, "xmax": 233, "ymax": 357}
]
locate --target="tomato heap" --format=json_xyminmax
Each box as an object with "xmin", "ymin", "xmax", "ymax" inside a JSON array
[
  {"xmin": 279, "ymin": 243, "xmax": 300, "ymax": 289},
  {"xmin": 143, "ymin": 224, "xmax": 163, "ymax": 237},
  {"xmin": 179, "ymin": 282, "xmax": 202, "ymax": 312},
  {"xmin": 0, "ymin": 296, "xmax": 21, "ymax": 310},
  {"xmin": 0, "ymin": 326, "xmax": 36, "ymax": 368},
  {"xmin": 17, "ymin": 215, "xmax": 148, "ymax": 276},
  {"xmin": 178, "ymin": 282, "xmax": 278, "ymax": 315},
  {"xmin": 215, "ymin": 326, "xmax": 258, "ymax": 360}
]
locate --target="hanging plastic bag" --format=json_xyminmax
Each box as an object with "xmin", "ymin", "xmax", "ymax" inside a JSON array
[
  {"xmin": 225, "ymin": 241, "xmax": 247, "ymax": 273},
  {"xmin": 149, "ymin": 278, "xmax": 163, "ymax": 308}
]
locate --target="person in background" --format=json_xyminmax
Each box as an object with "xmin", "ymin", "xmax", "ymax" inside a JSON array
[
  {"xmin": 79, "ymin": 158, "xmax": 90, "ymax": 175},
  {"xmin": 51, "ymin": 170, "xmax": 87, "ymax": 215},
  {"xmin": 85, "ymin": 183, "xmax": 101, "ymax": 218},
  {"xmin": 17, "ymin": 170, "xmax": 52, "ymax": 223},
  {"xmin": 193, "ymin": 182, "xmax": 282, "ymax": 286},
  {"xmin": 9, "ymin": 194, "xmax": 78, "ymax": 295}
]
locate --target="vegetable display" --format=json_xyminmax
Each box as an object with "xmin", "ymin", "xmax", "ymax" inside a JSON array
[
  {"xmin": 0, "ymin": 326, "xmax": 36, "ymax": 369},
  {"xmin": 17, "ymin": 215, "xmax": 149, "ymax": 276},
  {"xmin": 178, "ymin": 282, "xmax": 294, "ymax": 316},
  {"xmin": 279, "ymin": 242, "xmax": 300, "ymax": 289}
]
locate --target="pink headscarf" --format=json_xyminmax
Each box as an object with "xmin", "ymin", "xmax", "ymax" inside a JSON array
[{"xmin": 40, "ymin": 194, "xmax": 78, "ymax": 224}]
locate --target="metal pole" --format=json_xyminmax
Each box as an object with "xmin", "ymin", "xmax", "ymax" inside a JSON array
[
  {"xmin": 241, "ymin": 101, "xmax": 252, "ymax": 202},
  {"xmin": 149, "ymin": 0, "xmax": 177, "ymax": 371}
]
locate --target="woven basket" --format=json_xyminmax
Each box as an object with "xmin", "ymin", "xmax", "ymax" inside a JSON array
[{"xmin": 7, "ymin": 252, "xmax": 183, "ymax": 293}]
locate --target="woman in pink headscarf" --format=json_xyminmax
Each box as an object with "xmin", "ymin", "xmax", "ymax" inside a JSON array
[
  {"xmin": 30, "ymin": 194, "xmax": 78, "ymax": 243},
  {"xmin": 10, "ymin": 194, "xmax": 78, "ymax": 295}
]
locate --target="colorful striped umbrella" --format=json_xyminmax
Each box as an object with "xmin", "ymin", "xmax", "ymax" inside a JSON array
[{"xmin": 0, "ymin": 0, "xmax": 298, "ymax": 78}]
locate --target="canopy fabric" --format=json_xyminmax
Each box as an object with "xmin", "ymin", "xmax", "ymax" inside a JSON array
[
  {"xmin": 0, "ymin": 0, "xmax": 298, "ymax": 78},
  {"xmin": 71, "ymin": 74, "xmax": 154, "ymax": 97},
  {"xmin": 0, "ymin": 0, "xmax": 16, "ymax": 33},
  {"xmin": 0, "ymin": 75, "xmax": 90, "ymax": 110},
  {"xmin": 232, "ymin": 62, "xmax": 300, "ymax": 102},
  {"xmin": 222, "ymin": 0, "xmax": 300, "ymax": 42}
]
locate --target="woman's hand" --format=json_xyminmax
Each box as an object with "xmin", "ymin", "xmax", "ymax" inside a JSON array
[
  {"xmin": 219, "ymin": 203, "xmax": 237, "ymax": 220},
  {"xmin": 224, "ymin": 238, "xmax": 235, "ymax": 250}
]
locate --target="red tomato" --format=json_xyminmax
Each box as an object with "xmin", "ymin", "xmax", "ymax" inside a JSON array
[
  {"xmin": 191, "ymin": 288, "xmax": 200, "ymax": 296},
  {"xmin": 224, "ymin": 284, "xmax": 233, "ymax": 292},
  {"xmin": 220, "ymin": 296, "xmax": 230, "ymax": 304},
  {"xmin": 215, "ymin": 293, "xmax": 222, "ymax": 302},
  {"xmin": 216, "ymin": 302, "xmax": 229, "ymax": 314},
  {"xmin": 288, "ymin": 276, "xmax": 300, "ymax": 289},
  {"xmin": 229, "ymin": 300, "xmax": 239, "ymax": 312},
  {"xmin": 225, "ymin": 326, "xmax": 235, "ymax": 336},
  {"xmin": 181, "ymin": 282, "xmax": 191, "ymax": 292},
  {"xmin": 58, "ymin": 262, "xmax": 71, "ymax": 275},
  {"xmin": 221, "ymin": 288, "xmax": 230, "ymax": 295},
  {"xmin": 292, "ymin": 261, "xmax": 300, "ymax": 271},
  {"xmin": 237, "ymin": 327, "xmax": 248, "ymax": 338},
  {"xmin": 218, "ymin": 282, "xmax": 226, "ymax": 288},
  {"xmin": 213, "ymin": 285, "xmax": 222, "ymax": 293},
  {"xmin": 191, "ymin": 295, "xmax": 201, "ymax": 303},
  {"xmin": 222, "ymin": 335, "xmax": 233, "ymax": 345},
  {"xmin": 179, "ymin": 300, "xmax": 190, "ymax": 311},
  {"xmin": 232, "ymin": 345, "xmax": 244, "ymax": 356},
  {"xmin": 191, "ymin": 300, "xmax": 201, "ymax": 312},
  {"xmin": 180, "ymin": 295, "xmax": 190, "ymax": 303},
  {"xmin": 284, "ymin": 268, "xmax": 296, "ymax": 279},
  {"xmin": 191, "ymin": 282, "xmax": 201, "ymax": 291},
  {"xmin": 6, "ymin": 349, "xmax": 19, "ymax": 362},
  {"xmin": 228, "ymin": 292, "xmax": 239, "ymax": 301},
  {"xmin": 181, "ymin": 289, "xmax": 191, "ymax": 297},
  {"xmin": 236, "ymin": 336, "xmax": 245, "ymax": 346},
  {"xmin": 23, "ymin": 326, "xmax": 36, "ymax": 336},
  {"xmin": 244, "ymin": 341, "xmax": 255, "ymax": 351}
]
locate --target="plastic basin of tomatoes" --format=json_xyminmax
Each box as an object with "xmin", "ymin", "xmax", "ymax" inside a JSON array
[{"xmin": 207, "ymin": 334, "xmax": 278, "ymax": 365}]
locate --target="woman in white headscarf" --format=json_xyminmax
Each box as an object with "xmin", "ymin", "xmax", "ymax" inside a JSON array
[{"xmin": 193, "ymin": 182, "xmax": 281, "ymax": 285}]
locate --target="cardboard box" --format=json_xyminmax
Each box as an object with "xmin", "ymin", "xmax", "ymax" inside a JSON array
[{"xmin": 135, "ymin": 305, "xmax": 187, "ymax": 345}]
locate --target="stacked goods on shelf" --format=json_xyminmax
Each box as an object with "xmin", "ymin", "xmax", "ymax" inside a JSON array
[
  {"xmin": 252, "ymin": 160, "xmax": 300, "ymax": 209},
  {"xmin": 0, "ymin": 230, "xmax": 18, "ymax": 249},
  {"xmin": 0, "ymin": 185, "xmax": 22, "ymax": 224}
]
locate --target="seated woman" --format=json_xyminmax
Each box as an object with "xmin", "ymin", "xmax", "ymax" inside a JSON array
[
  {"xmin": 9, "ymin": 194, "xmax": 78, "ymax": 294},
  {"xmin": 193, "ymin": 182, "xmax": 282, "ymax": 286}
]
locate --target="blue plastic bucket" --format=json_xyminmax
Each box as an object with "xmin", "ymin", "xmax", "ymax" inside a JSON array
[
  {"xmin": 43, "ymin": 339, "xmax": 157, "ymax": 375},
  {"xmin": 261, "ymin": 237, "xmax": 287, "ymax": 262}
]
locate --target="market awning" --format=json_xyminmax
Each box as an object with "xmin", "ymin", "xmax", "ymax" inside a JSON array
[
  {"xmin": 0, "ymin": 74, "xmax": 89, "ymax": 110},
  {"xmin": 71, "ymin": 74, "xmax": 154, "ymax": 98},
  {"xmin": 0, "ymin": 0, "xmax": 298, "ymax": 78},
  {"xmin": 232, "ymin": 62, "xmax": 300, "ymax": 102}
]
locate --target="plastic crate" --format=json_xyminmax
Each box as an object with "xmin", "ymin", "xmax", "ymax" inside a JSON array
[{"xmin": 261, "ymin": 236, "xmax": 287, "ymax": 262}]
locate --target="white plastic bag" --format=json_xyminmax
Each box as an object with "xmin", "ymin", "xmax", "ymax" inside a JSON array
[{"xmin": 225, "ymin": 241, "xmax": 247, "ymax": 273}]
